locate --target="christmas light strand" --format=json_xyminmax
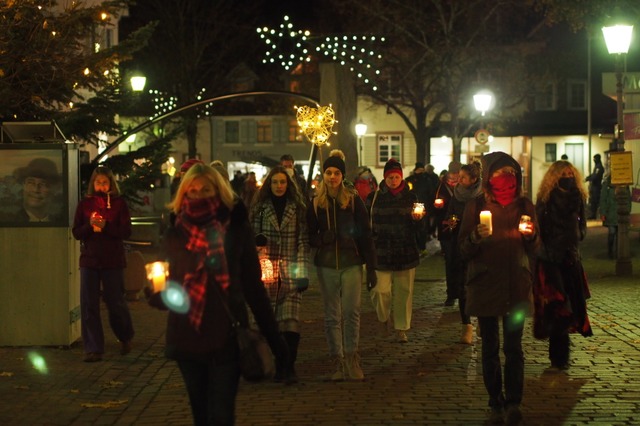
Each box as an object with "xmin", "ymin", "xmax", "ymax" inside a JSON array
[{"xmin": 257, "ymin": 16, "xmax": 384, "ymax": 91}]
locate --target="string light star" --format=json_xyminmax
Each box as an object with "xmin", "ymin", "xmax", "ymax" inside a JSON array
[{"xmin": 257, "ymin": 16, "xmax": 384, "ymax": 91}]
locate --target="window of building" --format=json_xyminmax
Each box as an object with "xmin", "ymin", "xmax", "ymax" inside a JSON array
[
  {"xmin": 289, "ymin": 120, "xmax": 303, "ymax": 143},
  {"xmin": 535, "ymin": 83, "xmax": 557, "ymax": 111},
  {"xmin": 545, "ymin": 143, "xmax": 557, "ymax": 163},
  {"xmin": 256, "ymin": 120, "xmax": 272, "ymax": 144},
  {"xmin": 567, "ymin": 80, "xmax": 587, "ymax": 110},
  {"xmin": 377, "ymin": 133, "xmax": 402, "ymax": 166},
  {"xmin": 225, "ymin": 121, "xmax": 239, "ymax": 144}
]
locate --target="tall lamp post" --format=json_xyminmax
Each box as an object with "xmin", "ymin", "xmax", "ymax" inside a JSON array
[
  {"xmin": 602, "ymin": 20, "xmax": 633, "ymax": 276},
  {"xmin": 355, "ymin": 119, "xmax": 368, "ymax": 167}
]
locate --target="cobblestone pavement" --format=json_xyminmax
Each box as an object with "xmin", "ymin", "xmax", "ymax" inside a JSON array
[{"xmin": 1, "ymin": 223, "xmax": 639, "ymax": 425}]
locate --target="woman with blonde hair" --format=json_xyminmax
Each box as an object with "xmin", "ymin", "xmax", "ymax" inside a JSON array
[
  {"xmin": 147, "ymin": 163, "xmax": 288, "ymax": 425},
  {"xmin": 307, "ymin": 151, "xmax": 377, "ymax": 381},
  {"xmin": 534, "ymin": 160, "xmax": 592, "ymax": 371}
]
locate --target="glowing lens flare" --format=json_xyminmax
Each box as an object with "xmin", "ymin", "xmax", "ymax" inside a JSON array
[
  {"xmin": 27, "ymin": 352, "xmax": 48, "ymax": 374},
  {"xmin": 161, "ymin": 281, "xmax": 190, "ymax": 314}
]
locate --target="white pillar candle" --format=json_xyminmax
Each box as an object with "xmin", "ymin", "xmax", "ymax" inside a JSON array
[{"xmin": 480, "ymin": 210, "xmax": 493, "ymax": 235}]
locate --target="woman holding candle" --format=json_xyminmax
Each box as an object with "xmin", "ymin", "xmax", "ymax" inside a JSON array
[
  {"xmin": 147, "ymin": 164, "xmax": 288, "ymax": 425},
  {"xmin": 249, "ymin": 165, "xmax": 310, "ymax": 382},
  {"xmin": 366, "ymin": 159, "xmax": 425, "ymax": 343},
  {"xmin": 72, "ymin": 166, "xmax": 134, "ymax": 362},
  {"xmin": 443, "ymin": 160, "xmax": 483, "ymax": 345},
  {"xmin": 434, "ymin": 160, "xmax": 462, "ymax": 307},
  {"xmin": 307, "ymin": 150, "xmax": 377, "ymax": 381},
  {"xmin": 534, "ymin": 160, "xmax": 593, "ymax": 371},
  {"xmin": 458, "ymin": 152, "xmax": 538, "ymax": 425}
]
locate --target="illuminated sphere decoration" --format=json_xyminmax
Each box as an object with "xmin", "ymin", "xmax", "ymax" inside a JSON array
[{"xmin": 295, "ymin": 104, "xmax": 337, "ymax": 146}]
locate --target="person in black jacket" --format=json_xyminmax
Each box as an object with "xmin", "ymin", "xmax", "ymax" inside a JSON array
[
  {"xmin": 307, "ymin": 152, "xmax": 377, "ymax": 381},
  {"xmin": 147, "ymin": 163, "xmax": 288, "ymax": 425},
  {"xmin": 366, "ymin": 159, "xmax": 424, "ymax": 343},
  {"xmin": 534, "ymin": 160, "xmax": 593, "ymax": 371},
  {"xmin": 434, "ymin": 160, "xmax": 462, "ymax": 306},
  {"xmin": 444, "ymin": 161, "xmax": 483, "ymax": 345},
  {"xmin": 585, "ymin": 154, "xmax": 604, "ymax": 219}
]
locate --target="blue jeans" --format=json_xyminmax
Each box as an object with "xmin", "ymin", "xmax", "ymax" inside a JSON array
[
  {"xmin": 177, "ymin": 356, "xmax": 240, "ymax": 426},
  {"xmin": 316, "ymin": 265, "xmax": 362, "ymax": 356},
  {"xmin": 478, "ymin": 314, "xmax": 525, "ymax": 410},
  {"xmin": 80, "ymin": 268, "xmax": 134, "ymax": 354}
]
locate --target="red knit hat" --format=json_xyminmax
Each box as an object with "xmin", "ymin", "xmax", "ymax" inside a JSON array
[
  {"xmin": 180, "ymin": 158, "xmax": 204, "ymax": 173},
  {"xmin": 383, "ymin": 158, "xmax": 403, "ymax": 178}
]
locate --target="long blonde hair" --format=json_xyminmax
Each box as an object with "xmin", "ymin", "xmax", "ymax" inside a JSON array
[
  {"xmin": 169, "ymin": 163, "xmax": 235, "ymax": 214},
  {"xmin": 314, "ymin": 180, "xmax": 354, "ymax": 210},
  {"xmin": 536, "ymin": 160, "xmax": 587, "ymax": 203}
]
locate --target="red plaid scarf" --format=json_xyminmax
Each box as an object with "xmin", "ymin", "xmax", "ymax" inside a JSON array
[{"xmin": 176, "ymin": 197, "xmax": 230, "ymax": 331}]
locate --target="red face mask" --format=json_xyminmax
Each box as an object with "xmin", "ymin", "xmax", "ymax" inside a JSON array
[{"xmin": 490, "ymin": 173, "xmax": 517, "ymax": 206}]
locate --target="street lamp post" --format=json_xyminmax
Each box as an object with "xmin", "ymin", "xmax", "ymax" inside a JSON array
[
  {"xmin": 355, "ymin": 119, "xmax": 368, "ymax": 167},
  {"xmin": 602, "ymin": 20, "xmax": 633, "ymax": 276}
]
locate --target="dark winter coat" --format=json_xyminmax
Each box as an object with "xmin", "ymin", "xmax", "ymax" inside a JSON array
[
  {"xmin": 72, "ymin": 194, "xmax": 131, "ymax": 269},
  {"xmin": 536, "ymin": 186, "xmax": 586, "ymax": 264},
  {"xmin": 150, "ymin": 200, "xmax": 284, "ymax": 363},
  {"xmin": 307, "ymin": 191, "xmax": 377, "ymax": 271},
  {"xmin": 458, "ymin": 152, "xmax": 539, "ymax": 318},
  {"xmin": 366, "ymin": 181, "xmax": 420, "ymax": 271},
  {"xmin": 533, "ymin": 184, "xmax": 593, "ymax": 339},
  {"xmin": 433, "ymin": 177, "xmax": 456, "ymax": 241}
]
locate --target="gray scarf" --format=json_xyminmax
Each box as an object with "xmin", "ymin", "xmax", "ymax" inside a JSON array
[{"xmin": 453, "ymin": 179, "xmax": 483, "ymax": 202}]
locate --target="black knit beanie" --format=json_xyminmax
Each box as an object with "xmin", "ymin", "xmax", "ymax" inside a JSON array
[{"xmin": 323, "ymin": 156, "xmax": 346, "ymax": 176}]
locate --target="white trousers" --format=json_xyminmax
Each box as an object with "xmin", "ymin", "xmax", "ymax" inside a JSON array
[{"xmin": 369, "ymin": 268, "xmax": 415, "ymax": 331}]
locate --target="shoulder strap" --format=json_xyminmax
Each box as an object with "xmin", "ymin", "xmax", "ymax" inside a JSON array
[{"xmin": 369, "ymin": 190, "xmax": 379, "ymax": 229}]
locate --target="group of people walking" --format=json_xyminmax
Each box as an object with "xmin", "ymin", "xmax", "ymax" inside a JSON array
[{"xmin": 73, "ymin": 150, "xmax": 593, "ymax": 425}]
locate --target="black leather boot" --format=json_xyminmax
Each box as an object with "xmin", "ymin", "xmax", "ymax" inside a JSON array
[{"xmin": 282, "ymin": 331, "xmax": 300, "ymax": 383}]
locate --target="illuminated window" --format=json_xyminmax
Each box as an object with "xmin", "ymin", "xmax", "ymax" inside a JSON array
[
  {"xmin": 377, "ymin": 133, "xmax": 402, "ymax": 166},
  {"xmin": 289, "ymin": 120, "xmax": 302, "ymax": 143},
  {"xmin": 257, "ymin": 120, "xmax": 272, "ymax": 144}
]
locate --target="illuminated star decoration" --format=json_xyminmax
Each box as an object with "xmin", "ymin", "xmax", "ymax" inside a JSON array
[
  {"xmin": 295, "ymin": 104, "xmax": 337, "ymax": 147},
  {"xmin": 257, "ymin": 16, "xmax": 384, "ymax": 91},
  {"xmin": 149, "ymin": 87, "xmax": 213, "ymax": 120}
]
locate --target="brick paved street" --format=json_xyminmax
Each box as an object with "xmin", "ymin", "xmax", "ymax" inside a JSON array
[{"xmin": 0, "ymin": 223, "xmax": 639, "ymax": 425}]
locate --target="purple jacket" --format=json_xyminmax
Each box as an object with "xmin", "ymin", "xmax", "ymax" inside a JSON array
[{"xmin": 72, "ymin": 194, "xmax": 132, "ymax": 269}]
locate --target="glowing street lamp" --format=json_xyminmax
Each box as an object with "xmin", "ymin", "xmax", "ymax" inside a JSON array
[
  {"xmin": 473, "ymin": 90, "xmax": 494, "ymax": 116},
  {"xmin": 602, "ymin": 17, "xmax": 634, "ymax": 276},
  {"xmin": 355, "ymin": 119, "xmax": 367, "ymax": 166},
  {"xmin": 130, "ymin": 74, "xmax": 147, "ymax": 92}
]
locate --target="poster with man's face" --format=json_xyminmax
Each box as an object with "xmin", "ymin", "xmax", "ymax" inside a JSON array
[{"xmin": 0, "ymin": 149, "xmax": 66, "ymax": 226}]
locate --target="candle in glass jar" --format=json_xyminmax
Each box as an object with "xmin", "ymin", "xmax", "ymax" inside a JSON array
[
  {"xmin": 434, "ymin": 198, "xmax": 444, "ymax": 208},
  {"xmin": 479, "ymin": 210, "xmax": 493, "ymax": 235},
  {"xmin": 412, "ymin": 202, "xmax": 425, "ymax": 216},
  {"xmin": 146, "ymin": 261, "xmax": 168, "ymax": 292},
  {"xmin": 519, "ymin": 215, "xmax": 532, "ymax": 234}
]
